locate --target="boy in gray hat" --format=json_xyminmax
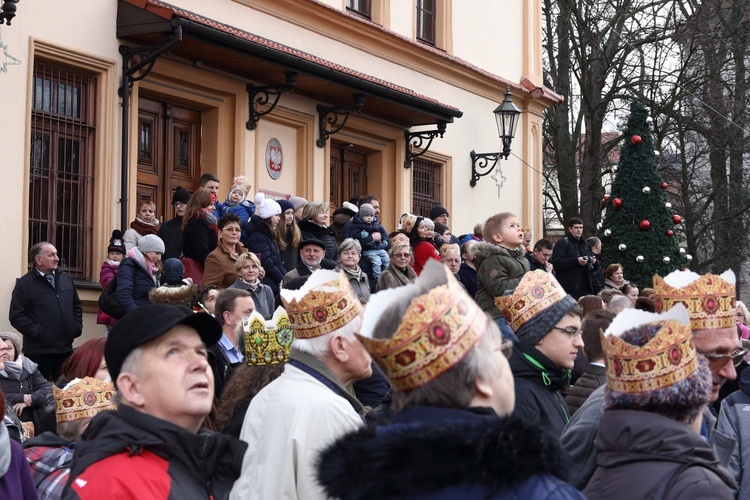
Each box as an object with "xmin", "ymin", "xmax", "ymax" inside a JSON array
[{"xmin": 343, "ymin": 203, "xmax": 390, "ymax": 281}]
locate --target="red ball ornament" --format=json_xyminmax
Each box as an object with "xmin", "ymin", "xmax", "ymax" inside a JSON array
[
  {"xmin": 673, "ymin": 214, "xmax": 682, "ymax": 224},
  {"xmin": 661, "ymin": 182, "xmax": 668, "ymax": 189},
  {"xmin": 640, "ymin": 220, "xmax": 651, "ymax": 230},
  {"xmin": 603, "ymin": 195, "xmax": 610, "ymax": 202},
  {"xmin": 631, "ymin": 135, "xmax": 642, "ymax": 145},
  {"xmin": 666, "ymin": 229, "xmax": 674, "ymax": 237},
  {"xmin": 612, "ymin": 198, "xmax": 623, "ymax": 209}
]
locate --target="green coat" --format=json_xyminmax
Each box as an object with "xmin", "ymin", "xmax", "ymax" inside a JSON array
[{"xmin": 473, "ymin": 242, "xmax": 529, "ymax": 319}]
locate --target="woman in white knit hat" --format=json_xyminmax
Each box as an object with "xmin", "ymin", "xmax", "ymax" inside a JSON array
[{"xmin": 246, "ymin": 193, "xmax": 287, "ymax": 297}]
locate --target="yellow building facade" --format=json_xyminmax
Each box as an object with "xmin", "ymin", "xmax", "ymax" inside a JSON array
[{"xmin": 0, "ymin": 0, "xmax": 560, "ymax": 340}]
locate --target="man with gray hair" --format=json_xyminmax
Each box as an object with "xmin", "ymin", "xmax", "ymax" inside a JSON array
[
  {"xmin": 606, "ymin": 295, "xmax": 633, "ymax": 314},
  {"xmin": 231, "ymin": 269, "xmax": 372, "ymax": 500},
  {"xmin": 64, "ymin": 304, "xmax": 246, "ymax": 499}
]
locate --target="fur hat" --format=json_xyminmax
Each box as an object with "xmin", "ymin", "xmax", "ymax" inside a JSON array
[
  {"xmin": 359, "ymin": 203, "xmax": 375, "ymax": 218},
  {"xmin": 0, "ymin": 332, "xmax": 22, "ymax": 360},
  {"xmin": 255, "ymin": 193, "xmax": 282, "ymax": 219},
  {"xmin": 108, "ymin": 230, "xmax": 126, "ymax": 255},
  {"xmin": 289, "ymin": 196, "xmax": 308, "ymax": 211},
  {"xmin": 495, "ymin": 270, "xmax": 578, "ymax": 346},
  {"xmin": 161, "ymin": 258, "xmax": 184, "ymax": 286},
  {"xmin": 172, "ymin": 186, "xmax": 190, "ymax": 205},
  {"xmin": 602, "ymin": 304, "xmax": 711, "ymax": 423},
  {"xmin": 278, "ymin": 199, "xmax": 295, "ymax": 214},
  {"xmin": 228, "ymin": 176, "xmax": 251, "ymax": 201},
  {"xmin": 429, "ymin": 205, "xmax": 449, "ymax": 220},
  {"xmin": 137, "ymin": 234, "xmax": 165, "ymax": 254}
]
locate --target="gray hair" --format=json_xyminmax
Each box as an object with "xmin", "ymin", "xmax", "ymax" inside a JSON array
[
  {"xmin": 339, "ymin": 238, "xmax": 362, "ymax": 256},
  {"xmin": 114, "ymin": 346, "xmax": 145, "ymax": 405},
  {"xmin": 293, "ymin": 315, "xmax": 362, "ymax": 359},
  {"xmin": 608, "ymin": 295, "xmax": 634, "ymax": 314}
]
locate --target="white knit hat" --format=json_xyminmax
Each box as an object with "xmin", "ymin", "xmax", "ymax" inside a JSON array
[{"xmin": 255, "ymin": 193, "xmax": 282, "ymax": 219}]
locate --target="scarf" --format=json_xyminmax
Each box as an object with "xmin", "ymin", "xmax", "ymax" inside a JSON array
[
  {"xmin": 105, "ymin": 259, "xmax": 122, "ymax": 267},
  {"xmin": 240, "ymin": 277, "xmax": 260, "ymax": 291},
  {"xmin": 202, "ymin": 208, "xmax": 220, "ymax": 235},
  {"xmin": 129, "ymin": 216, "xmax": 159, "ymax": 236},
  {"xmin": 127, "ymin": 247, "xmax": 158, "ymax": 281}
]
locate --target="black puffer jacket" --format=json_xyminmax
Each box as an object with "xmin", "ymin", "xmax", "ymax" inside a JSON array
[
  {"xmin": 564, "ymin": 364, "xmax": 606, "ymax": 416},
  {"xmin": 298, "ymin": 220, "xmax": 338, "ymax": 262},
  {"xmin": 584, "ymin": 409, "xmax": 736, "ymax": 499},
  {"xmin": 64, "ymin": 405, "xmax": 247, "ymax": 499},
  {"xmin": 509, "ymin": 341, "xmax": 572, "ymax": 438},
  {"xmin": 246, "ymin": 215, "xmax": 287, "ymax": 295}
]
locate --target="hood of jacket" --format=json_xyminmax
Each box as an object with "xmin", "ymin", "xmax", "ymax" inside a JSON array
[
  {"xmin": 509, "ymin": 341, "xmax": 571, "ymax": 391},
  {"xmin": 595, "ymin": 409, "xmax": 735, "ymax": 482},
  {"xmin": 148, "ymin": 283, "xmax": 198, "ymax": 307},
  {"xmin": 69, "ymin": 405, "xmax": 247, "ymax": 490},
  {"xmin": 473, "ymin": 242, "xmax": 524, "ymax": 271},
  {"xmin": 317, "ymin": 407, "xmax": 570, "ymax": 499}
]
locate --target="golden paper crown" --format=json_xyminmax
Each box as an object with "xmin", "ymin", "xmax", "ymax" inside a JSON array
[
  {"xmin": 400, "ymin": 213, "xmax": 419, "ymax": 235},
  {"xmin": 243, "ymin": 308, "xmax": 294, "ymax": 366},
  {"xmin": 602, "ymin": 319, "xmax": 697, "ymax": 394},
  {"xmin": 439, "ymin": 243, "xmax": 460, "ymax": 258},
  {"xmin": 280, "ymin": 270, "xmax": 362, "ymax": 339},
  {"xmin": 495, "ymin": 270, "xmax": 568, "ymax": 332},
  {"xmin": 53, "ymin": 377, "xmax": 116, "ymax": 423},
  {"xmin": 357, "ymin": 261, "xmax": 487, "ymax": 391},
  {"xmin": 653, "ymin": 272, "xmax": 736, "ymax": 330}
]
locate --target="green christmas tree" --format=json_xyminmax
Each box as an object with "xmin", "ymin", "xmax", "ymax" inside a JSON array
[{"xmin": 599, "ymin": 100, "xmax": 686, "ymax": 289}]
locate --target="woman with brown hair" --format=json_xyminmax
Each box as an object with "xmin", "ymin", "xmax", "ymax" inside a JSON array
[
  {"xmin": 277, "ymin": 199, "xmax": 302, "ymax": 272},
  {"xmin": 603, "ymin": 263, "xmax": 627, "ymax": 290},
  {"xmin": 181, "ymin": 188, "xmax": 219, "ymax": 284}
]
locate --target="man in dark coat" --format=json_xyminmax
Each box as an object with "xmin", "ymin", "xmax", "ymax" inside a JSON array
[
  {"xmin": 281, "ymin": 238, "xmax": 331, "ymax": 288},
  {"xmin": 159, "ymin": 186, "xmax": 190, "ymax": 260},
  {"xmin": 550, "ymin": 217, "xmax": 601, "ymax": 299},
  {"xmin": 9, "ymin": 242, "xmax": 82, "ymax": 381},
  {"xmin": 63, "ymin": 304, "xmax": 247, "ymax": 499},
  {"xmin": 525, "ymin": 238, "xmax": 554, "ymax": 273},
  {"xmin": 318, "ymin": 261, "xmax": 584, "ymax": 499}
]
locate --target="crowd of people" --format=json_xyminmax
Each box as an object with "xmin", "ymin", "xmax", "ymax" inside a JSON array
[{"xmin": 1, "ymin": 175, "xmax": 748, "ymax": 498}]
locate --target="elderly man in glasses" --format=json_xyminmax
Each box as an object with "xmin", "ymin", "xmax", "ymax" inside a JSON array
[
  {"xmin": 562, "ymin": 269, "xmax": 741, "ymax": 489},
  {"xmin": 495, "ymin": 270, "xmax": 584, "ymax": 438}
]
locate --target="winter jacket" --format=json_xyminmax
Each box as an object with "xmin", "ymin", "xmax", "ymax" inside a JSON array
[
  {"xmin": 203, "ymin": 243, "xmax": 248, "ymax": 289},
  {"xmin": 562, "ymin": 384, "xmax": 736, "ymax": 491},
  {"xmin": 298, "ymin": 219, "xmax": 339, "ymax": 262},
  {"xmin": 412, "ymin": 240, "xmax": 440, "ymax": 276},
  {"xmin": 229, "ymin": 278, "xmax": 276, "ymax": 320},
  {"xmin": 584, "ymin": 409, "xmax": 736, "ymax": 499},
  {"xmin": 564, "ymin": 364, "xmax": 606, "ymax": 416},
  {"xmin": 343, "ymin": 216, "xmax": 390, "ymax": 252},
  {"xmin": 96, "ymin": 260, "xmax": 120, "ymax": 326},
  {"xmin": 317, "ymin": 405, "xmax": 585, "ymax": 499},
  {"xmin": 246, "ymin": 216, "xmax": 287, "ymax": 295},
  {"xmin": 509, "ymin": 341, "xmax": 572, "ymax": 438},
  {"xmin": 375, "ymin": 263, "xmax": 416, "ymax": 291},
  {"xmin": 0, "ymin": 423, "xmax": 37, "ymax": 500},
  {"xmin": 63, "ymin": 405, "xmax": 247, "ymax": 500},
  {"xmin": 524, "ymin": 251, "xmax": 550, "ymax": 272},
  {"xmin": 24, "ymin": 432, "xmax": 74, "ymax": 500},
  {"xmin": 337, "ymin": 265, "xmax": 370, "ymax": 304},
  {"xmin": 158, "ymin": 216, "xmax": 184, "ymax": 261},
  {"xmin": 474, "ymin": 242, "xmax": 530, "ymax": 319},
  {"xmin": 148, "ymin": 283, "xmax": 198, "ymax": 308},
  {"xmin": 9, "ymin": 269, "xmax": 82, "ymax": 355},
  {"xmin": 0, "ymin": 356, "xmax": 53, "ymax": 429},
  {"xmin": 550, "ymin": 233, "xmax": 600, "ymax": 299},
  {"xmin": 331, "ymin": 208, "xmax": 356, "ymax": 245},
  {"xmin": 456, "ymin": 262, "xmax": 478, "ymax": 298},
  {"xmin": 115, "ymin": 255, "xmax": 157, "ymax": 313},
  {"xmin": 182, "ymin": 216, "xmax": 218, "ymax": 267},
  {"xmin": 215, "ymin": 200, "xmax": 254, "ymax": 241},
  {"xmin": 717, "ymin": 367, "xmax": 750, "ymax": 499}
]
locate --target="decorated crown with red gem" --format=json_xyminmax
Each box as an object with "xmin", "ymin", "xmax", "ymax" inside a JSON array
[
  {"xmin": 357, "ymin": 261, "xmax": 487, "ymax": 391},
  {"xmin": 653, "ymin": 270, "xmax": 735, "ymax": 331},
  {"xmin": 495, "ymin": 270, "xmax": 569, "ymax": 333},
  {"xmin": 53, "ymin": 377, "xmax": 117, "ymax": 423}
]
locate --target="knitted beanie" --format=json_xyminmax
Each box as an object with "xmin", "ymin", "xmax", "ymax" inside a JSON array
[
  {"xmin": 255, "ymin": 193, "xmax": 282, "ymax": 219},
  {"xmin": 108, "ymin": 230, "xmax": 126, "ymax": 255},
  {"xmin": 0, "ymin": 332, "xmax": 22, "ymax": 360},
  {"xmin": 172, "ymin": 186, "xmax": 190, "ymax": 205},
  {"xmin": 278, "ymin": 199, "xmax": 295, "ymax": 214},
  {"xmin": 289, "ymin": 196, "xmax": 308, "ymax": 211},
  {"xmin": 429, "ymin": 205, "xmax": 449, "ymax": 220},
  {"xmin": 359, "ymin": 203, "xmax": 375, "ymax": 218},
  {"xmin": 515, "ymin": 294, "xmax": 577, "ymax": 345},
  {"xmin": 161, "ymin": 258, "xmax": 185, "ymax": 286},
  {"xmin": 138, "ymin": 234, "xmax": 165, "ymax": 254},
  {"xmin": 228, "ymin": 176, "xmax": 250, "ymax": 201}
]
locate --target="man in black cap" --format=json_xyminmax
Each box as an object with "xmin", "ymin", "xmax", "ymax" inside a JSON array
[
  {"xmin": 63, "ymin": 304, "xmax": 246, "ymax": 499},
  {"xmin": 159, "ymin": 186, "xmax": 191, "ymax": 260},
  {"xmin": 281, "ymin": 238, "xmax": 328, "ymax": 288},
  {"xmin": 429, "ymin": 205, "xmax": 460, "ymax": 245}
]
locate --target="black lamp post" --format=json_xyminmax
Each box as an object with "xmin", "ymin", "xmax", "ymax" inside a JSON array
[
  {"xmin": 470, "ymin": 85, "xmax": 522, "ymax": 187},
  {"xmin": 0, "ymin": 0, "xmax": 19, "ymax": 25}
]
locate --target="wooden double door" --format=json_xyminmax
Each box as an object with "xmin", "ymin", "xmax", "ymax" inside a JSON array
[
  {"xmin": 329, "ymin": 145, "xmax": 368, "ymax": 209},
  {"xmin": 137, "ymin": 96, "xmax": 202, "ymax": 222}
]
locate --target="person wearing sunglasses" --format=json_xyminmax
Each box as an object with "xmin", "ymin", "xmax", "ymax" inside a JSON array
[
  {"xmin": 563, "ymin": 269, "xmax": 741, "ymax": 490},
  {"xmin": 317, "ymin": 260, "xmax": 584, "ymax": 499},
  {"xmin": 375, "ymin": 242, "xmax": 417, "ymax": 292},
  {"xmin": 495, "ymin": 270, "xmax": 584, "ymax": 439}
]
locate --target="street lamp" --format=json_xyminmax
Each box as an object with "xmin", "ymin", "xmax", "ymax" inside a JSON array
[
  {"xmin": 470, "ymin": 85, "xmax": 521, "ymax": 187},
  {"xmin": 0, "ymin": 0, "xmax": 19, "ymax": 25}
]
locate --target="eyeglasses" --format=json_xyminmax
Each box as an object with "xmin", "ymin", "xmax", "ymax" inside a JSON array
[
  {"xmin": 393, "ymin": 253, "xmax": 411, "ymax": 258},
  {"xmin": 695, "ymin": 346, "xmax": 748, "ymax": 367},
  {"xmin": 551, "ymin": 326, "xmax": 583, "ymax": 339},
  {"xmin": 173, "ymin": 202, "xmax": 186, "ymax": 208}
]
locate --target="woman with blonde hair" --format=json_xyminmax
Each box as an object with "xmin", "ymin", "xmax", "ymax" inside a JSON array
[
  {"xmin": 123, "ymin": 199, "xmax": 159, "ymax": 251},
  {"xmin": 230, "ymin": 252, "xmax": 275, "ymax": 320},
  {"xmin": 298, "ymin": 201, "xmax": 338, "ymax": 262}
]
